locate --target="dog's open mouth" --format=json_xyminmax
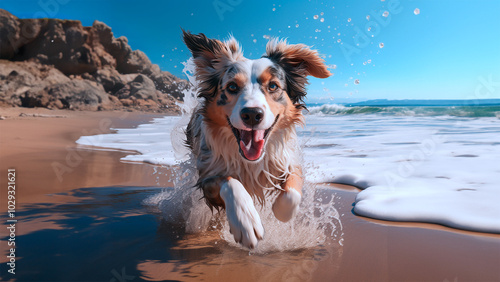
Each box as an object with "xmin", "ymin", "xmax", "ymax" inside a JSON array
[{"xmin": 228, "ymin": 115, "xmax": 279, "ymax": 161}]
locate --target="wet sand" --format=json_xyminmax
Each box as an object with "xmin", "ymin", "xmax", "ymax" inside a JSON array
[{"xmin": 1, "ymin": 107, "xmax": 499, "ymax": 281}]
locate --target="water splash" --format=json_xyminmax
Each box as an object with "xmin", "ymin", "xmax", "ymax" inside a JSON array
[{"xmin": 144, "ymin": 59, "xmax": 343, "ymax": 252}]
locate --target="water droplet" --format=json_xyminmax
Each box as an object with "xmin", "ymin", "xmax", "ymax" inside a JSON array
[
  {"xmin": 379, "ymin": 42, "xmax": 384, "ymax": 48},
  {"xmin": 354, "ymin": 79, "xmax": 360, "ymax": 85},
  {"xmin": 367, "ymin": 59, "xmax": 372, "ymax": 64},
  {"xmin": 367, "ymin": 27, "xmax": 371, "ymax": 31},
  {"xmin": 320, "ymin": 12, "xmax": 324, "ymax": 16},
  {"xmin": 414, "ymin": 8, "xmax": 420, "ymax": 15},
  {"xmin": 263, "ymin": 35, "xmax": 270, "ymax": 39},
  {"xmin": 382, "ymin": 11, "xmax": 389, "ymax": 17},
  {"xmin": 253, "ymin": 39, "xmax": 257, "ymax": 43},
  {"xmin": 320, "ymin": 18, "xmax": 324, "ymax": 22},
  {"xmin": 337, "ymin": 39, "xmax": 341, "ymax": 43},
  {"xmin": 315, "ymin": 29, "xmax": 321, "ymax": 33},
  {"xmin": 347, "ymin": 18, "xmax": 351, "ymax": 22},
  {"xmin": 161, "ymin": 54, "xmax": 165, "ymax": 58},
  {"xmin": 272, "ymin": 7, "xmax": 276, "ymax": 11},
  {"xmin": 313, "ymin": 15, "xmax": 319, "ymax": 20},
  {"xmin": 295, "ymin": 24, "xmax": 299, "ymax": 28},
  {"xmin": 366, "ymin": 15, "xmax": 370, "ymax": 20}
]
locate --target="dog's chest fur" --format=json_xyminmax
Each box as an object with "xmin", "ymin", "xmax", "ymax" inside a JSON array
[{"xmin": 187, "ymin": 111, "xmax": 300, "ymax": 202}]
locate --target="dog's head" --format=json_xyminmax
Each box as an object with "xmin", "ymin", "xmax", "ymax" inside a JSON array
[{"xmin": 183, "ymin": 31, "xmax": 331, "ymax": 162}]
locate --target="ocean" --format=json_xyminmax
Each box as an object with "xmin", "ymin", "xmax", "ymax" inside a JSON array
[
  {"xmin": 76, "ymin": 101, "xmax": 500, "ymax": 238},
  {"xmin": 76, "ymin": 60, "xmax": 500, "ymax": 248}
]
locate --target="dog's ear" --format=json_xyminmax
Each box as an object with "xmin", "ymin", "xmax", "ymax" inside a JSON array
[
  {"xmin": 265, "ymin": 39, "xmax": 332, "ymax": 105},
  {"xmin": 182, "ymin": 30, "xmax": 227, "ymax": 101},
  {"xmin": 182, "ymin": 30, "xmax": 225, "ymax": 69}
]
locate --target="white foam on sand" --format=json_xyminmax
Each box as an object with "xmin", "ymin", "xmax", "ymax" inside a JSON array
[
  {"xmin": 301, "ymin": 115, "xmax": 500, "ymax": 233},
  {"xmin": 78, "ymin": 114, "xmax": 500, "ymax": 234}
]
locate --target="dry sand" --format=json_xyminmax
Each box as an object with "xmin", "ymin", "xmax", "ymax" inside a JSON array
[{"xmin": 0, "ymin": 107, "xmax": 499, "ymax": 281}]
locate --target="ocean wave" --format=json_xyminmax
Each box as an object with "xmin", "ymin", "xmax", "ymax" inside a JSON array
[{"xmin": 306, "ymin": 104, "xmax": 500, "ymax": 117}]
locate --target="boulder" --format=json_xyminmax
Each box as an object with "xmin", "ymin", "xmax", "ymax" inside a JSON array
[
  {"xmin": 0, "ymin": 9, "xmax": 184, "ymax": 113},
  {"xmin": 116, "ymin": 74, "xmax": 158, "ymax": 101}
]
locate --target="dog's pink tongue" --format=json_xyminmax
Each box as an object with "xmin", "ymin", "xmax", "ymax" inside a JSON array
[{"xmin": 239, "ymin": 129, "xmax": 265, "ymax": 161}]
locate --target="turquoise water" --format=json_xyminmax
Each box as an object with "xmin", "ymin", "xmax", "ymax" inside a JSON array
[{"xmin": 306, "ymin": 103, "xmax": 500, "ymax": 117}]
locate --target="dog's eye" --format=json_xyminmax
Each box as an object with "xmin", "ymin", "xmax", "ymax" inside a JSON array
[
  {"xmin": 268, "ymin": 82, "xmax": 279, "ymax": 92},
  {"xmin": 226, "ymin": 82, "xmax": 239, "ymax": 94}
]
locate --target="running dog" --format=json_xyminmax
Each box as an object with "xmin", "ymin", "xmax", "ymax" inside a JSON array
[{"xmin": 182, "ymin": 31, "xmax": 331, "ymax": 249}]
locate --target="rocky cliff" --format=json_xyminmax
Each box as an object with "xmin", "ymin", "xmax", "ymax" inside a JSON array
[{"xmin": 0, "ymin": 9, "xmax": 186, "ymax": 112}]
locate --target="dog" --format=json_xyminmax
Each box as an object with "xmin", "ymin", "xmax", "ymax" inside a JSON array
[{"xmin": 182, "ymin": 31, "xmax": 331, "ymax": 249}]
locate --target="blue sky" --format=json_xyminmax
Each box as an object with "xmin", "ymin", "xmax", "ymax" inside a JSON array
[{"xmin": 3, "ymin": 0, "xmax": 500, "ymax": 103}]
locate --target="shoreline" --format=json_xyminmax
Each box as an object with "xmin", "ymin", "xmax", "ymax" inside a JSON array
[
  {"xmin": 1, "ymin": 107, "xmax": 499, "ymax": 281},
  {"xmin": 0, "ymin": 107, "xmax": 172, "ymax": 204}
]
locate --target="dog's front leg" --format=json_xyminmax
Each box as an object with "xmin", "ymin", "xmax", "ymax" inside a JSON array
[
  {"xmin": 199, "ymin": 176, "xmax": 264, "ymax": 249},
  {"xmin": 220, "ymin": 178, "xmax": 264, "ymax": 249},
  {"xmin": 272, "ymin": 169, "xmax": 303, "ymax": 222}
]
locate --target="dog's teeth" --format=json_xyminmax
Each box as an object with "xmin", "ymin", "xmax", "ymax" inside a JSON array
[{"xmin": 240, "ymin": 140, "xmax": 249, "ymax": 150}]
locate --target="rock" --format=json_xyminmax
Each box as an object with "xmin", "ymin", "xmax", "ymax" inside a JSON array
[
  {"xmin": 0, "ymin": 9, "xmax": 21, "ymax": 59},
  {"xmin": 118, "ymin": 50, "xmax": 153, "ymax": 74},
  {"xmin": 47, "ymin": 80, "xmax": 111, "ymax": 110},
  {"xmin": 0, "ymin": 9, "xmax": 183, "ymax": 113},
  {"xmin": 93, "ymin": 67, "xmax": 126, "ymax": 93},
  {"xmin": 116, "ymin": 74, "xmax": 158, "ymax": 101},
  {"xmin": 19, "ymin": 79, "xmax": 110, "ymax": 111},
  {"xmin": 150, "ymin": 70, "xmax": 188, "ymax": 100}
]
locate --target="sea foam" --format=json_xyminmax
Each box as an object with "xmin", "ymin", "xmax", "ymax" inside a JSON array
[{"xmin": 76, "ymin": 61, "xmax": 500, "ymax": 236}]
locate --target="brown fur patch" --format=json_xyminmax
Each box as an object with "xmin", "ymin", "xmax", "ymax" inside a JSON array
[
  {"xmin": 258, "ymin": 68, "xmax": 274, "ymax": 85},
  {"xmin": 231, "ymin": 72, "xmax": 248, "ymax": 88}
]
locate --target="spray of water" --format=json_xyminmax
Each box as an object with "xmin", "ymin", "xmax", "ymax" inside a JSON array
[{"xmin": 144, "ymin": 59, "xmax": 343, "ymax": 253}]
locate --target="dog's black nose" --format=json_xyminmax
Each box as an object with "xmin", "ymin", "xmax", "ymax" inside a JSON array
[{"xmin": 240, "ymin": 107, "xmax": 264, "ymax": 127}]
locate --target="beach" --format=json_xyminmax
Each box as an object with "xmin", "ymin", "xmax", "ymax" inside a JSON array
[{"xmin": 1, "ymin": 107, "xmax": 499, "ymax": 281}]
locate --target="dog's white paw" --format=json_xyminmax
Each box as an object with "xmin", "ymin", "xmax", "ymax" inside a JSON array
[
  {"xmin": 220, "ymin": 178, "xmax": 264, "ymax": 249},
  {"xmin": 272, "ymin": 188, "xmax": 301, "ymax": 222}
]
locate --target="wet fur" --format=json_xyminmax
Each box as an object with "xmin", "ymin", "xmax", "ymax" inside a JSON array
[{"xmin": 182, "ymin": 30, "xmax": 331, "ymax": 212}]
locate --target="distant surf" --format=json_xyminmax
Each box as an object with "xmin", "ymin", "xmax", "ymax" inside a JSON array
[{"xmin": 307, "ymin": 103, "xmax": 500, "ymax": 117}]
